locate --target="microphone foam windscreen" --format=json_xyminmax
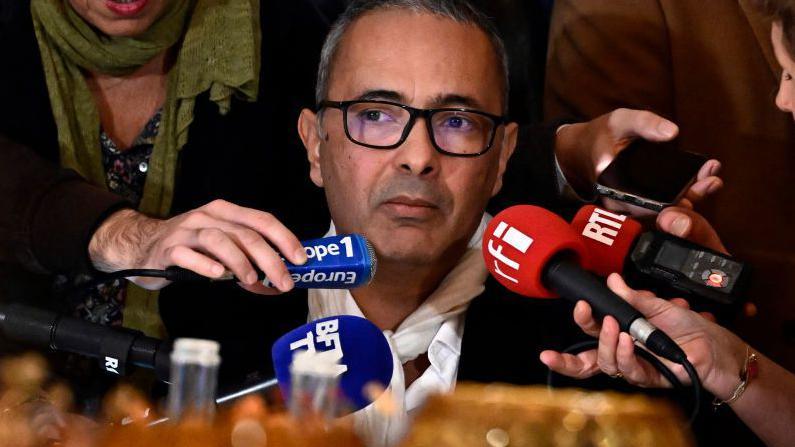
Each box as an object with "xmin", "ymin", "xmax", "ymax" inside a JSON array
[
  {"xmin": 570, "ymin": 205, "xmax": 643, "ymax": 277},
  {"xmin": 264, "ymin": 234, "xmax": 376, "ymax": 289},
  {"xmin": 272, "ymin": 315, "xmax": 393, "ymax": 412},
  {"xmin": 483, "ymin": 205, "xmax": 588, "ymax": 298}
]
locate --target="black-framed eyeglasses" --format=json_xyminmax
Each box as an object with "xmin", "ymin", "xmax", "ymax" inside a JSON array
[{"xmin": 318, "ymin": 100, "xmax": 508, "ymax": 157}]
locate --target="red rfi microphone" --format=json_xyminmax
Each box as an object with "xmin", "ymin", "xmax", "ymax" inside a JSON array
[
  {"xmin": 483, "ymin": 205, "xmax": 686, "ymax": 364},
  {"xmin": 483, "ymin": 205, "xmax": 589, "ymax": 298}
]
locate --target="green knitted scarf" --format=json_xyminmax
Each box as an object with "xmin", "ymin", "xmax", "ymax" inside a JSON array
[
  {"xmin": 31, "ymin": 0, "xmax": 261, "ymax": 336},
  {"xmin": 31, "ymin": 0, "xmax": 260, "ymax": 217}
]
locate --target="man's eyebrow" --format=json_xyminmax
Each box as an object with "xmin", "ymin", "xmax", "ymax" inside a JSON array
[
  {"xmin": 355, "ymin": 90, "xmax": 405, "ymax": 102},
  {"xmin": 428, "ymin": 94, "xmax": 486, "ymax": 110},
  {"xmin": 353, "ymin": 90, "xmax": 491, "ymax": 111}
]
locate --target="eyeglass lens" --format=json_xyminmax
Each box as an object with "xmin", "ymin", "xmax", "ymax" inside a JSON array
[{"xmin": 345, "ymin": 102, "xmax": 495, "ymax": 155}]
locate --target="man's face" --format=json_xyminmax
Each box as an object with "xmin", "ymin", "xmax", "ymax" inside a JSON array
[{"xmin": 299, "ymin": 10, "xmax": 517, "ymax": 267}]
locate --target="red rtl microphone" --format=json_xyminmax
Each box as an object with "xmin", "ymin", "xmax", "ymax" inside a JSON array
[
  {"xmin": 483, "ymin": 205, "xmax": 686, "ymax": 364},
  {"xmin": 570, "ymin": 205, "xmax": 642, "ymax": 277},
  {"xmin": 570, "ymin": 205, "xmax": 749, "ymax": 306}
]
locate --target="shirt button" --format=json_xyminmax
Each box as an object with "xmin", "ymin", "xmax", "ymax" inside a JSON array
[{"xmin": 138, "ymin": 162, "xmax": 149, "ymax": 173}]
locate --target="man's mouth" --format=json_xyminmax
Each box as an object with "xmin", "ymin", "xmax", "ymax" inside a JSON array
[
  {"xmin": 382, "ymin": 195, "xmax": 439, "ymax": 219},
  {"xmin": 385, "ymin": 196, "xmax": 437, "ymax": 208}
]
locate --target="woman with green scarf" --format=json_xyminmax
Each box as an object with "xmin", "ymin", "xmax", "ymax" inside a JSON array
[{"xmin": 0, "ymin": 0, "xmax": 330, "ymax": 340}]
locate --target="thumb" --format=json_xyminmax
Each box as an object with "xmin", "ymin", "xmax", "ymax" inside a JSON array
[
  {"xmin": 607, "ymin": 109, "xmax": 679, "ymax": 142},
  {"xmin": 606, "ymin": 273, "xmax": 673, "ymax": 317},
  {"xmin": 657, "ymin": 207, "xmax": 728, "ymax": 254}
]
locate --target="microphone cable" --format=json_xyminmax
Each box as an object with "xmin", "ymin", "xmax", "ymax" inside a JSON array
[
  {"xmin": 546, "ymin": 339, "xmax": 702, "ymax": 426},
  {"xmin": 66, "ymin": 267, "xmax": 214, "ymax": 299}
]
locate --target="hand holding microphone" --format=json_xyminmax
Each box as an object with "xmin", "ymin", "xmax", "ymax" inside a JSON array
[
  {"xmin": 483, "ymin": 205, "xmax": 687, "ymax": 364},
  {"xmin": 539, "ymin": 273, "xmax": 737, "ymax": 390},
  {"xmin": 88, "ymin": 200, "xmax": 309, "ymax": 295},
  {"xmin": 483, "ymin": 204, "xmax": 704, "ymax": 422},
  {"xmin": 78, "ymin": 233, "xmax": 377, "ymax": 296}
]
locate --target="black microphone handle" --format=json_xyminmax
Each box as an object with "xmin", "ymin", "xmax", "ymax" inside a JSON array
[
  {"xmin": 544, "ymin": 256, "xmax": 643, "ymax": 331},
  {"xmin": 544, "ymin": 256, "xmax": 686, "ymax": 364},
  {"xmin": 0, "ymin": 303, "xmax": 171, "ymax": 382}
]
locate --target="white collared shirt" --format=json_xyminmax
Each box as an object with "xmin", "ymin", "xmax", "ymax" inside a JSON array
[
  {"xmin": 307, "ymin": 215, "xmax": 490, "ymax": 446},
  {"xmin": 309, "ymin": 289, "xmax": 466, "ymax": 447}
]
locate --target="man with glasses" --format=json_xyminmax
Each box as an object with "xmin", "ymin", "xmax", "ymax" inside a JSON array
[
  {"xmin": 287, "ymin": 1, "xmax": 722, "ymax": 445},
  {"xmin": 293, "ymin": 2, "xmax": 524, "ymax": 444}
]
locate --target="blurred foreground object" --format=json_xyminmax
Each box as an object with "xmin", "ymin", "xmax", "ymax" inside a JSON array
[
  {"xmin": 401, "ymin": 383, "xmax": 692, "ymax": 447},
  {"xmin": 0, "ymin": 352, "xmax": 363, "ymax": 447},
  {"xmin": 167, "ymin": 338, "xmax": 220, "ymax": 422},
  {"xmin": 98, "ymin": 394, "xmax": 363, "ymax": 447}
]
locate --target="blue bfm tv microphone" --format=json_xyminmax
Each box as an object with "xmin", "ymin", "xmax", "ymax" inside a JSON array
[
  {"xmin": 261, "ymin": 234, "xmax": 377, "ymax": 289},
  {"xmin": 272, "ymin": 315, "xmax": 393, "ymax": 412}
]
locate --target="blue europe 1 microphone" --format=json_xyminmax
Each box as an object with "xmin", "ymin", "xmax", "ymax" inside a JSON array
[
  {"xmin": 163, "ymin": 233, "xmax": 377, "ymax": 289},
  {"xmin": 271, "ymin": 315, "xmax": 393, "ymax": 414},
  {"xmin": 261, "ymin": 234, "xmax": 376, "ymax": 289}
]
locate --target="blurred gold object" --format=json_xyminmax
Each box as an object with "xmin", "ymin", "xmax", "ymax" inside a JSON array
[{"xmin": 401, "ymin": 383, "xmax": 693, "ymax": 447}]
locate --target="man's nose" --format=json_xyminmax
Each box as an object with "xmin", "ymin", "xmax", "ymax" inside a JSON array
[{"xmin": 395, "ymin": 118, "xmax": 440, "ymax": 177}]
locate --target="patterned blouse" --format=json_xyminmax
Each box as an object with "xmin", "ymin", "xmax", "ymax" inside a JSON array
[{"xmin": 64, "ymin": 109, "xmax": 161, "ymax": 327}]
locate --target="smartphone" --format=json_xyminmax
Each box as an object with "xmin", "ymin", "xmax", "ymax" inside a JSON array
[{"xmin": 595, "ymin": 139, "xmax": 708, "ymax": 212}]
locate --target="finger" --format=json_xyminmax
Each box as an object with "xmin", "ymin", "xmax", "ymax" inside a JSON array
[
  {"xmin": 606, "ymin": 273, "xmax": 673, "ymax": 317},
  {"xmin": 669, "ymin": 298, "xmax": 691, "ymax": 310},
  {"xmin": 203, "ymin": 200, "xmax": 307, "ymax": 265},
  {"xmin": 237, "ymin": 282, "xmax": 283, "ymax": 296},
  {"xmin": 540, "ymin": 350, "xmax": 600, "ymax": 379},
  {"xmin": 657, "ymin": 207, "xmax": 693, "ymax": 238},
  {"xmin": 605, "ymin": 273, "xmax": 634, "ymax": 300},
  {"xmin": 607, "ymin": 109, "xmax": 679, "ymax": 142},
  {"xmin": 684, "ymin": 176, "xmax": 722, "ymax": 204},
  {"xmin": 194, "ymin": 228, "xmax": 259, "ymax": 286},
  {"xmin": 616, "ymin": 333, "xmax": 668, "ymax": 388},
  {"xmin": 696, "ymin": 159, "xmax": 722, "ymax": 180},
  {"xmin": 597, "ymin": 316, "xmax": 621, "ymax": 376},
  {"xmin": 699, "ymin": 311, "xmax": 717, "ymax": 323},
  {"xmin": 675, "ymin": 197, "xmax": 694, "ymax": 210},
  {"xmin": 656, "ymin": 207, "xmax": 728, "ymax": 253},
  {"xmin": 213, "ymin": 224, "xmax": 294, "ymax": 291},
  {"xmin": 165, "ymin": 245, "xmax": 226, "ymax": 279},
  {"xmin": 634, "ymin": 289, "xmax": 657, "ymax": 300},
  {"xmin": 573, "ymin": 300, "xmax": 601, "ymax": 337}
]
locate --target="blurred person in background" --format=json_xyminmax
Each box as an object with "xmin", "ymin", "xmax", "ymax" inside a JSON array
[
  {"xmin": 543, "ymin": 4, "xmax": 795, "ymax": 446},
  {"xmin": 545, "ymin": 0, "xmax": 795, "ymax": 371}
]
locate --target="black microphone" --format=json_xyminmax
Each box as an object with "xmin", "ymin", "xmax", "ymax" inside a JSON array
[
  {"xmin": 0, "ymin": 303, "xmax": 171, "ymax": 382},
  {"xmin": 544, "ymin": 256, "xmax": 686, "ymax": 363}
]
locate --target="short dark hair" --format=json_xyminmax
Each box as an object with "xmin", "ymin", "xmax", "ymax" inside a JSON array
[
  {"xmin": 758, "ymin": 0, "xmax": 795, "ymax": 56},
  {"xmin": 315, "ymin": 0, "xmax": 510, "ymax": 112}
]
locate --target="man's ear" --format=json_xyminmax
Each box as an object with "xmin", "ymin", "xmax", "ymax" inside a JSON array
[
  {"xmin": 491, "ymin": 122, "xmax": 518, "ymax": 197},
  {"xmin": 298, "ymin": 108, "xmax": 324, "ymax": 187}
]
